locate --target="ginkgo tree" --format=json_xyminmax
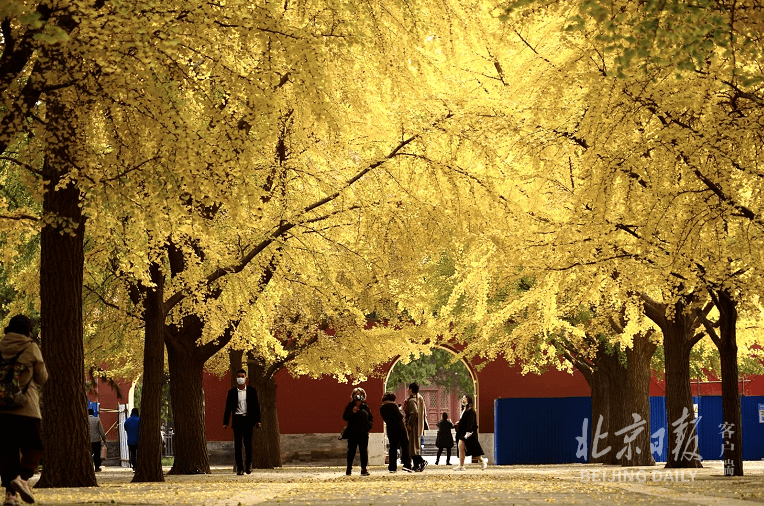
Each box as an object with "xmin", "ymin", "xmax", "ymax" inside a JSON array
[
  {"xmin": 495, "ymin": 0, "xmax": 764, "ymax": 476},
  {"xmin": 74, "ymin": 0, "xmax": 516, "ymax": 480},
  {"xmin": 0, "ymin": 1, "xmax": 502, "ymax": 485}
]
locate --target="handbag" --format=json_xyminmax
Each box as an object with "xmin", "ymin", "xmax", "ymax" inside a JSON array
[
  {"xmin": 100, "ymin": 444, "xmax": 108, "ymax": 460},
  {"xmin": 339, "ymin": 425, "xmax": 348, "ymax": 440}
]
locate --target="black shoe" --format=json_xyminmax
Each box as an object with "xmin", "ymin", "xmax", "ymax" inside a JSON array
[
  {"xmin": 402, "ymin": 466, "xmax": 413, "ymax": 473},
  {"xmin": 361, "ymin": 470, "xmax": 370, "ymax": 476},
  {"xmin": 435, "ymin": 460, "xmax": 439, "ymax": 465},
  {"xmin": 245, "ymin": 467, "xmax": 251, "ymax": 474},
  {"xmin": 237, "ymin": 470, "xmax": 244, "ymax": 475}
]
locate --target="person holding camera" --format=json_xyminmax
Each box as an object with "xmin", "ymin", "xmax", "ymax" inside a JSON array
[{"xmin": 342, "ymin": 387, "xmax": 373, "ymax": 476}]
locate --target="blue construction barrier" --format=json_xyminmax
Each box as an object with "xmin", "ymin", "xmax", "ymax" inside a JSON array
[
  {"xmin": 494, "ymin": 397, "xmax": 591, "ymax": 465},
  {"xmin": 494, "ymin": 396, "xmax": 764, "ymax": 465}
]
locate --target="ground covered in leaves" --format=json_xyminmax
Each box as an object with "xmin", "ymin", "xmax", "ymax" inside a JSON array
[{"xmin": 26, "ymin": 461, "xmax": 764, "ymax": 505}]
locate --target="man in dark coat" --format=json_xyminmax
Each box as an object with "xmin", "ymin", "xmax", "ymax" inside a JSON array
[
  {"xmin": 379, "ymin": 392, "xmax": 412, "ymax": 473},
  {"xmin": 223, "ymin": 369, "xmax": 261, "ymax": 475},
  {"xmin": 343, "ymin": 387, "xmax": 373, "ymax": 476}
]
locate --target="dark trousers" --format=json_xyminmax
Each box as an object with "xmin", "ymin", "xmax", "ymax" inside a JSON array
[
  {"xmin": 436, "ymin": 447, "xmax": 452, "ymax": 464},
  {"xmin": 346, "ymin": 434, "xmax": 368, "ymax": 473},
  {"xmin": 91, "ymin": 442, "xmax": 102, "ymax": 469},
  {"xmin": 387, "ymin": 432, "xmax": 411, "ymax": 472},
  {"xmin": 0, "ymin": 415, "xmax": 43, "ymax": 491},
  {"xmin": 232, "ymin": 414, "xmax": 253, "ymax": 471},
  {"xmin": 128, "ymin": 444, "xmax": 138, "ymax": 469}
]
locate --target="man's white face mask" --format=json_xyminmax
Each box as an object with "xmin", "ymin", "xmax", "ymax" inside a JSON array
[{"xmin": 236, "ymin": 377, "xmax": 246, "ymax": 385}]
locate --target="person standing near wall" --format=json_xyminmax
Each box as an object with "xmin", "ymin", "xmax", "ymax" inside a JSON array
[
  {"xmin": 453, "ymin": 394, "xmax": 487, "ymax": 471},
  {"xmin": 223, "ymin": 369, "xmax": 261, "ymax": 475},
  {"xmin": 0, "ymin": 315, "xmax": 47, "ymax": 505},
  {"xmin": 404, "ymin": 382, "xmax": 428, "ymax": 472},
  {"xmin": 342, "ymin": 387, "xmax": 373, "ymax": 476},
  {"xmin": 379, "ymin": 392, "xmax": 412, "ymax": 473},
  {"xmin": 123, "ymin": 408, "xmax": 140, "ymax": 471},
  {"xmin": 435, "ymin": 412, "xmax": 454, "ymax": 465},
  {"xmin": 88, "ymin": 408, "xmax": 107, "ymax": 472}
]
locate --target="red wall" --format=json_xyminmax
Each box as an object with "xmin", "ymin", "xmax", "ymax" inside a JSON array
[
  {"xmin": 207, "ymin": 369, "xmax": 387, "ymax": 439},
  {"xmin": 87, "ymin": 377, "xmax": 133, "ymax": 442},
  {"xmin": 205, "ymin": 370, "xmax": 231, "ymax": 442},
  {"xmin": 474, "ymin": 359, "xmax": 591, "ymax": 432},
  {"xmin": 92, "ymin": 357, "xmax": 764, "ymax": 444},
  {"xmin": 204, "ymin": 356, "xmax": 594, "ymax": 440}
]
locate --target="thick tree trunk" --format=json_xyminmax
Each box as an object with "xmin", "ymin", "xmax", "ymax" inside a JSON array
[
  {"xmin": 642, "ymin": 293, "xmax": 704, "ymax": 469},
  {"xmin": 715, "ymin": 290, "xmax": 743, "ymax": 476},
  {"xmin": 662, "ymin": 320, "xmax": 703, "ymax": 469},
  {"xmin": 164, "ymin": 313, "xmax": 236, "ymax": 474},
  {"xmin": 604, "ymin": 353, "xmax": 627, "ymax": 466},
  {"xmin": 133, "ymin": 263, "xmax": 166, "ymax": 483},
  {"xmin": 166, "ymin": 334, "xmax": 210, "ymax": 475},
  {"xmin": 621, "ymin": 334, "xmax": 656, "ymax": 467},
  {"xmin": 248, "ymin": 360, "xmax": 281, "ymax": 469},
  {"xmin": 588, "ymin": 366, "xmax": 610, "ymax": 464},
  {"xmin": 36, "ymin": 115, "xmax": 96, "ymax": 487}
]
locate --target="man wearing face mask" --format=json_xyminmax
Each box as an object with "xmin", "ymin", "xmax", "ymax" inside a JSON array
[
  {"xmin": 342, "ymin": 387, "xmax": 373, "ymax": 476},
  {"xmin": 223, "ymin": 369, "xmax": 261, "ymax": 475}
]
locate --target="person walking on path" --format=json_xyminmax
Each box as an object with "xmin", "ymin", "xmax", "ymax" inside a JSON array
[
  {"xmin": 379, "ymin": 392, "xmax": 412, "ymax": 473},
  {"xmin": 223, "ymin": 369, "xmax": 261, "ymax": 475},
  {"xmin": 404, "ymin": 382, "xmax": 428, "ymax": 472},
  {"xmin": 123, "ymin": 408, "xmax": 140, "ymax": 471},
  {"xmin": 89, "ymin": 408, "xmax": 107, "ymax": 472},
  {"xmin": 0, "ymin": 315, "xmax": 47, "ymax": 505},
  {"xmin": 435, "ymin": 412, "xmax": 454, "ymax": 465},
  {"xmin": 453, "ymin": 394, "xmax": 487, "ymax": 471},
  {"xmin": 342, "ymin": 387, "xmax": 373, "ymax": 476}
]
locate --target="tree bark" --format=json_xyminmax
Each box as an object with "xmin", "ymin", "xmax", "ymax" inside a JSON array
[
  {"xmin": 642, "ymin": 293, "xmax": 704, "ymax": 469},
  {"xmin": 620, "ymin": 333, "xmax": 656, "ymax": 466},
  {"xmin": 132, "ymin": 263, "xmax": 166, "ymax": 483},
  {"xmin": 248, "ymin": 359, "xmax": 281, "ymax": 469},
  {"xmin": 166, "ymin": 318, "xmax": 210, "ymax": 475},
  {"xmin": 604, "ymin": 352, "xmax": 627, "ymax": 466},
  {"xmin": 713, "ymin": 289, "xmax": 743, "ymax": 476},
  {"xmin": 588, "ymin": 361, "xmax": 611, "ymax": 464},
  {"xmin": 36, "ymin": 98, "xmax": 95, "ymax": 487}
]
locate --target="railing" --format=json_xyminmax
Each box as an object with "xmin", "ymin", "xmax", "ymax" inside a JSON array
[{"xmin": 161, "ymin": 430, "xmax": 175, "ymax": 457}]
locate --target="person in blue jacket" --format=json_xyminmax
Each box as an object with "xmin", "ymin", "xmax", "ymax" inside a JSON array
[{"xmin": 123, "ymin": 408, "xmax": 140, "ymax": 470}]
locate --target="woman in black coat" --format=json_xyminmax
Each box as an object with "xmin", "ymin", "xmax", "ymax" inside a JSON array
[
  {"xmin": 379, "ymin": 392, "xmax": 412, "ymax": 473},
  {"xmin": 342, "ymin": 387, "xmax": 373, "ymax": 476},
  {"xmin": 454, "ymin": 394, "xmax": 487, "ymax": 471},
  {"xmin": 435, "ymin": 412, "xmax": 454, "ymax": 465}
]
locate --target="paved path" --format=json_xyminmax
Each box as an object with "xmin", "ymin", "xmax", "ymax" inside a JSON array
[{"xmin": 26, "ymin": 461, "xmax": 764, "ymax": 505}]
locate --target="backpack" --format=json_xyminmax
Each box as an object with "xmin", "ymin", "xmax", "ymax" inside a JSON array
[{"xmin": 0, "ymin": 348, "xmax": 32, "ymax": 410}]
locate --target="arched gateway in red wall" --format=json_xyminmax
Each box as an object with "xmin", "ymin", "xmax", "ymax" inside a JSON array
[{"xmin": 199, "ymin": 343, "xmax": 594, "ymax": 465}]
